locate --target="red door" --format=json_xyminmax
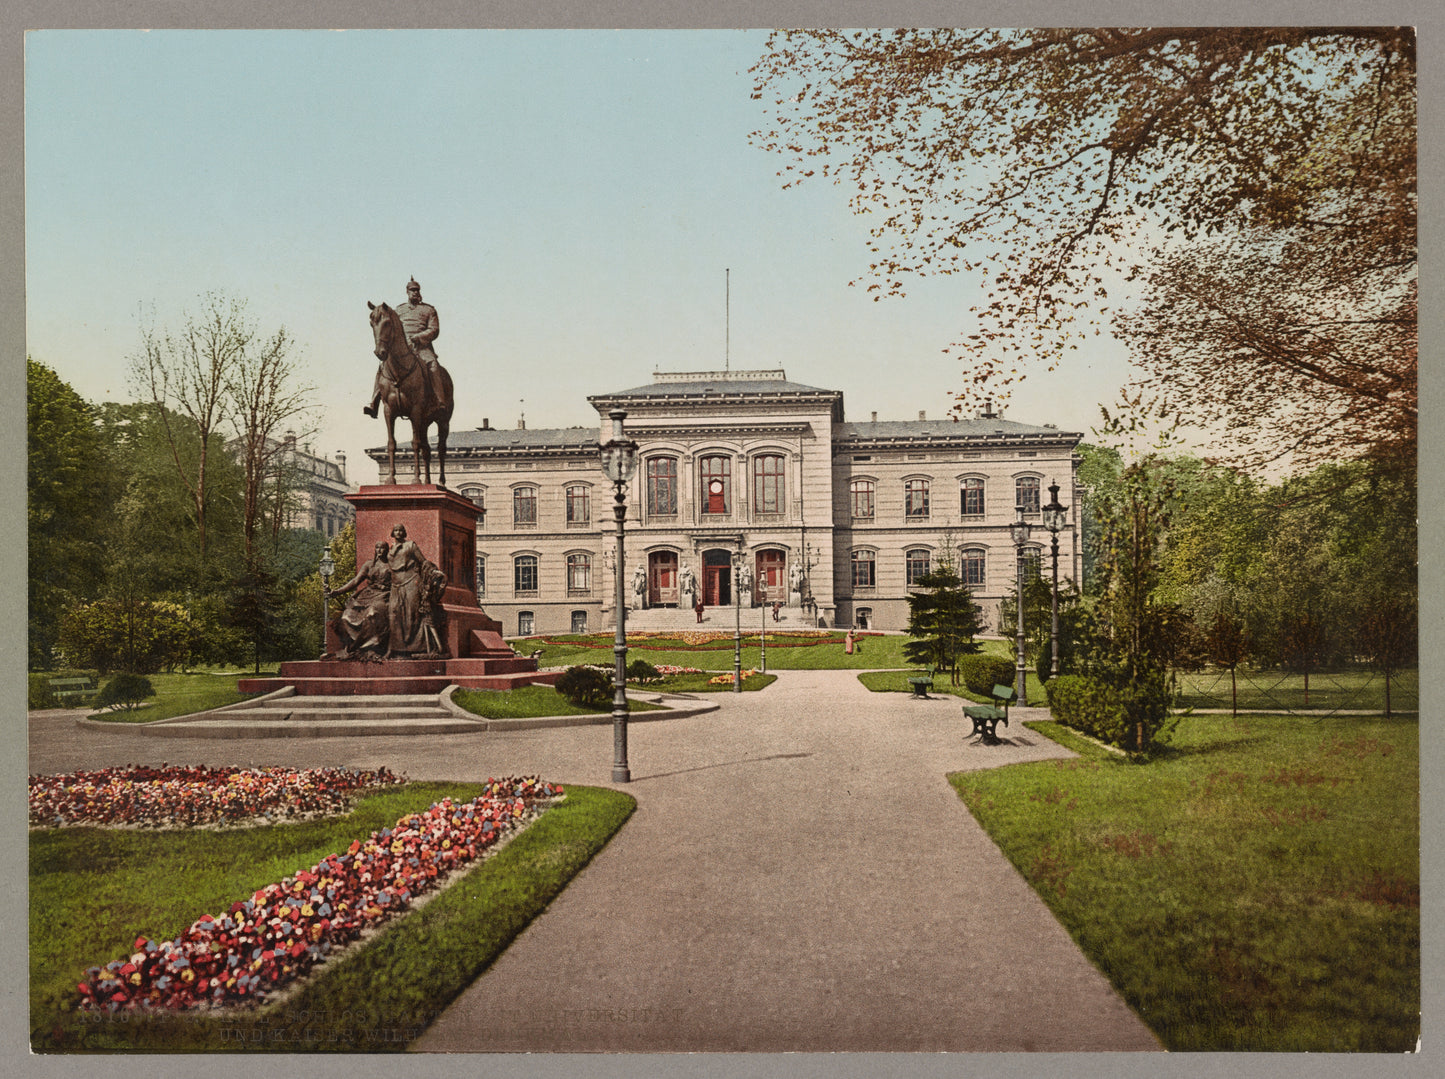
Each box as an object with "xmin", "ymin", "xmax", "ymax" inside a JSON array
[
  {"xmin": 703, "ymin": 549, "xmax": 732, "ymax": 606},
  {"xmin": 649, "ymin": 551, "xmax": 678, "ymax": 607},
  {"xmin": 756, "ymin": 550, "xmax": 785, "ymax": 606}
]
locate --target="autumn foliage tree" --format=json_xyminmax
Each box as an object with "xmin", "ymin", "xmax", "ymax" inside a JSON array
[{"xmin": 751, "ymin": 28, "xmax": 1415, "ymax": 469}]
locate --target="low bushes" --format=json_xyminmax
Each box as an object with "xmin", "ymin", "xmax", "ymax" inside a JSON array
[
  {"xmin": 94, "ymin": 673, "xmax": 156, "ymax": 713},
  {"xmin": 553, "ymin": 666, "xmax": 612, "ymax": 708},
  {"xmin": 958, "ymin": 655, "xmax": 1016, "ymax": 696},
  {"xmin": 1045, "ymin": 671, "xmax": 1173, "ymax": 753}
]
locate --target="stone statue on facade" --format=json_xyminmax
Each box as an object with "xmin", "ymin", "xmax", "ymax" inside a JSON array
[
  {"xmin": 631, "ymin": 564, "xmax": 648, "ymax": 609},
  {"xmin": 365, "ymin": 277, "xmax": 455, "ymax": 485},
  {"xmin": 789, "ymin": 562, "xmax": 804, "ymax": 608},
  {"xmin": 327, "ymin": 541, "xmax": 394, "ymax": 658},
  {"xmin": 384, "ymin": 523, "xmax": 449, "ymax": 658},
  {"xmin": 678, "ymin": 562, "xmax": 697, "ymax": 610}
]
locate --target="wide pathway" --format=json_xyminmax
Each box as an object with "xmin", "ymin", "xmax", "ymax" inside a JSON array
[{"xmin": 29, "ymin": 670, "xmax": 1161, "ymax": 1053}]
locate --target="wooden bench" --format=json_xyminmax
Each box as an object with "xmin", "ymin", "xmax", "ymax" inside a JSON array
[
  {"xmin": 964, "ymin": 684, "xmax": 1016, "ymax": 745},
  {"xmin": 49, "ymin": 675, "xmax": 98, "ymax": 707}
]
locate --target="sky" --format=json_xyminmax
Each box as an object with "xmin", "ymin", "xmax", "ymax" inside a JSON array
[{"xmin": 26, "ymin": 29, "xmax": 1202, "ymax": 483}]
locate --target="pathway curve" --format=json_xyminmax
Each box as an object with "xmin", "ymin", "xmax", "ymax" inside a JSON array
[{"xmin": 29, "ymin": 671, "xmax": 1161, "ymax": 1052}]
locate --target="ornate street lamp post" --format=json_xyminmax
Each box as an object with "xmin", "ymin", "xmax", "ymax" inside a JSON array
[
  {"xmin": 318, "ymin": 545, "xmax": 335, "ymax": 659},
  {"xmin": 1041, "ymin": 480, "xmax": 1070, "ymax": 681},
  {"xmin": 599, "ymin": 409, "xmax": 640, "ymax": 783},
  {"xmin": 732, "ymin": 537, "xmax": 745, "ymax": 693},
  {"xmin": 1009, "ymin": 507, "xmax": 1033, "ymax": 705}
]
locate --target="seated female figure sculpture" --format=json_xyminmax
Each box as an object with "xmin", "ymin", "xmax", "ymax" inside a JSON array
[{"xmin": 328, "ymin": 541, "xmax": 393, "ymax": 657}]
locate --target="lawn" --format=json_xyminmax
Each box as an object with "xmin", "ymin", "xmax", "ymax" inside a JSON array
[
  {"xmin": 525, "ymin": 630, "xmax": 918, "ymax": 671},
  {"xmin": 950, "ymin": 714, "xmax": 1419, "ymax": 1051},
  {"xmin": 450, "ymin": 684, "xmax": 666, "ymax": 718},
  {"xmin": 31, "ymin": 781, "xmax": 635, "ymax": 1051}
]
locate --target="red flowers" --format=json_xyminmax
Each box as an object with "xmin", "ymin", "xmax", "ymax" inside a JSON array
[
  {"xmin": 74, "ymin": 775, "xmax": 564, "ymax": 1014},
  {"xmin": 29, "ymin": 765, "xmax": 405, "ymax": 829}
]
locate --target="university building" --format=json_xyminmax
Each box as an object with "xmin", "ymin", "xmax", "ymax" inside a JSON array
[
  {"xmin": 365, "ymin": 369, "xmax": 1083, "ymax": 637},
  {"xmin": 231, "ymin": 431, "xmax": 357, "ymax": 539}
]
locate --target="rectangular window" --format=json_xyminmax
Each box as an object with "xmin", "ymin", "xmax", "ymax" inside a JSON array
[
  {"xmin": 514, "ymin": 555, "xmax": 538, "ymax": 594},
  {"xmin": 513, "ymin": 487, "xmax": 537, "ymax": 526},
  {"xmin": 850, "ymin": 479, "xmax": 875, "ymax": 520},
  {"xmin": 962, "ymin": 549, "xmax": 985, "ymax": 587},
  {"xmin": 1017, "ymin": 548, "xmax": 1041, "ymax": 580},
  {"xmin": 1016, "ymin": 477, "xmax": 1041, "ymax": 514},
  {"xmin": 566, "ymin": 553, "xmax": 591, "ymax": 593},
  {"xmin": 700, "ymin": 455, "xmax": 732, "ymax": 514},
  {"xmin": 647, "ymin": 457, "xmax": 678, "ymax": 516},
  {"xmin": 961, "ymin": 478, "xmax": 985, "ymax": 517},
  {"xmin": 566, "ymin": 486, "xmax": 590, "ymax": 526},
  {"xmin": 906, "ymin": 550, "xmax": 931, "ymax": 585},
  {"xmin": 753, "ymin": 454, "xmax": 785, "ymax": 514},
  {"xmin": 851, "ymin": 550, "xmax": 876, "ymax": 589},
  {"xmin": 905, "ymin": 479, "xmax": 930, "ymax": 519},
  {"xmin": 518, "ymin": 611, "xmax": 534, "ymax": 636},
  {"xmin": 475, "ymin": 555, "xmax": 486, "ymax": 598}
]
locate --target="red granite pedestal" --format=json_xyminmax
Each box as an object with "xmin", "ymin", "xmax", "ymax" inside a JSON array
[{"xmin": 240, "ymin": 484, "xmax": 556, "ymax": 697}]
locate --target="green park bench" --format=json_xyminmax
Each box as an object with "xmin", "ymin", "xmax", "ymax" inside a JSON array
[
  {"xmin": 49, "ymin": 675, "xmax": 98, "ymax": 707},
  {"xmin": 963, "ymin": 684, "xmax": 1016, "ymax": 745},
  {"xmin": 907, "ymin": 669, "xmax": 935, "ymax": 699}
]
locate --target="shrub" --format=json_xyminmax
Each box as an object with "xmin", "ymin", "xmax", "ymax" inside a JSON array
[
  {"xmin": 554, "ymin": 666, "xmax": 612, "ymax": 708},
  {"xmin": 626, "ymin": 659, "xmax": 662, "ymax": 684},
  {"xmin": 94, "ymin": 673, "xmax": 156, "ymax": 713},
  {"xmin": 958, "ymin": 654, "xmax": 1016, "ymax": 696},
  {"xmin": 29, "ymin": 673, "xmax": 59, "ymax": 709},
  {"xmin": 58, "ymin": 599, "xmax": 199, "ymax": 674},
  {"xmin": 1045, "ymin": 671, "xmax": 1172, "ymax": 753}
]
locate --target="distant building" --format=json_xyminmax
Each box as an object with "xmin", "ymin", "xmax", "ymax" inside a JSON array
[
  {"xmin": 231, "ymin": 431, "xmax": 357, "ymax": 539},
  {"xmin": 366, "ymin": 370, "xmax": 1083, "ymax": 636}
]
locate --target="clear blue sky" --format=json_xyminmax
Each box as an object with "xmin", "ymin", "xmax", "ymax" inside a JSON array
[{"xmin": 26, "ymin": 29, "xmax": 1142, "ymax": 482}]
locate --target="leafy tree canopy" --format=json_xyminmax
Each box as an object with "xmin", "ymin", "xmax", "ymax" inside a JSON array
[{"xmin": 752, "ymin": 28, "xmax": 1415, "ymax": 468}]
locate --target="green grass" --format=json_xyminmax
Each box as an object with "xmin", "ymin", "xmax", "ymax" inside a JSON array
[
  {"xmin": 527, "ymin": 631, "xmax": 918, "ymax": 671},
  {"xmin": 856, "ymin": 667, "xmax": 1044, "ymax": 703},
  {"xmin": 450, "ymin": 684, "xmax": 665, "ymax": 718},
  {"xmin": 81, "ymin": 671, "xmax": 264, "ymax": 724},
  {"xmin": 32, "ymin": 782, "xmax": 635, "ymax": 1052},
  {"xmin": 1173, "ymin": 667, "xmax": 1418, "ymax": 713},
  {"xmin": 645, "ymin": 671, "xmax": 777, "ymax": 693},
  {"xmin": 950, "ymin": 714, "xmax": 1419, "ymax": 1051}
]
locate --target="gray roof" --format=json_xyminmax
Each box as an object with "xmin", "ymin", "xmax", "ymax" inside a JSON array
[
  {"xmin": 836, "ymin": 418, "xmax": 1082, "ymax": 442},
  {"xmin": 366, "ymin": 426, "xmax": 599, "ymax": 457},
  {"xmin": 590, "ymin": 376, "xmax": 839, "ymax": 400}
]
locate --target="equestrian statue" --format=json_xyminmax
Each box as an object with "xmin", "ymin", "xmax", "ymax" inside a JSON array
[{"xmin": 365, "ymin": 276, "xmax": 454, "ymax": 485}]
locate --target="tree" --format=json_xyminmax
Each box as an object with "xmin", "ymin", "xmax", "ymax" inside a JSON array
[
  {"xmin": 129, "ymin": 292, "xmax": 313, "ymax": 583},
  {"xmin": 27, "ymin": 359, "xmax": 119, "ymax": 667},
  {"xmin": 1355, "ymin": 596, "xmax": 1416, "ymax": 718},
  {"xmin": 751, "ymin": 29, "xmax": 1415, "ymax": 465},
  {"xmin": 903, "ymin": 566, "xmax": 983, "ymax": 683},
  {"xmin": 1203, "ymin": 607, "xmax": 1249, "ymax": 716}
]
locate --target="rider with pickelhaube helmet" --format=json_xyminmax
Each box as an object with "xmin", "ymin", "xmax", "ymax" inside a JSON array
[{"xmin": 365, "ymin": 276, "xmax": 443, "ymax": 417}]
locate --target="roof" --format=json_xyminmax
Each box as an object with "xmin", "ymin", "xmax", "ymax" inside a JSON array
[
  {"xmin": 836, "ymin": 418, "xmax": 1083, "ymax": 444},
  {"xmin": 365, "ymin": 426, "xmax": 600, "ymax": 460},
  {"xmin": 592, "ymin": 376, "xmax": 838, "ymax": 399}
]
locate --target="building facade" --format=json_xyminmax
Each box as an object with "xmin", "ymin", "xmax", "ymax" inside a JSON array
[
  {"xmin": 230, "ymin": 431, "xmax": 357, "ymax": 539},
  {"xmin": 366, "ymin": 370, "xmax": 1083, "ymax": 636}
]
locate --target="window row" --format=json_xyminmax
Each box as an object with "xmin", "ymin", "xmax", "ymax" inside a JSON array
[
  {"xmin": 850, "ymin": 547, "xmax": 1043, "ymax": 589},
  {"xmin": 473, "ymin": 553, "xmax": 596, "ymax": 599},
  {"xmin": 849, "ymin": 476, "xmax": 1043, "ymax": 520},
  {"xmin": 459, "ymin": 485, "xmax": 595, "ymax": 528},
  {"xmin": 646, "ymin": 453, "xmax": 787, "ymax": 517}
]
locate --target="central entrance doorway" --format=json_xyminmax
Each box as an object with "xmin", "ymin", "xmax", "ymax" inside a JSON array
[
  {"xmin": 648, "ymin": 550, "xmax": 678, "ymax": 607},
  {"xmin": 755, "ymin": 549, "xmax": 786, "ymax": 607},
  {"xmin": 702, "ymin": 548, "xmax": 732, "ymax": 607}
]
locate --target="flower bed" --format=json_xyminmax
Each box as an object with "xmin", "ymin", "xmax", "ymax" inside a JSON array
[
  {"xmin": 541, "ymin": 630, "xmax": 883, "ymax": 652},
  {"xmin": 73, "ymin": 776, "xmax": 563, "ymax": 1014},
  {"xmin": 708, "ymin": 669, "xmax": 759, "ymax": 685},
  {"xmin": 29, "ymin": 766, "xmax": 406, "ymax": 830}
]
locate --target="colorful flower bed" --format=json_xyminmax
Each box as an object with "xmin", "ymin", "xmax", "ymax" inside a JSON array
[
  {"xmin": 29, "ymin": 765, "xmax": 405, "ymax": 830},
  {"xmin": 541, "ymin": 630, "xmax": 884, "ymax": 652},
  {"xmin": 73, "ymin": 776, "xmax": 563, "ymax": 1014},
  {"xmin": 708, "ymin": 669, "xmax": 760, "ymax": 685}
]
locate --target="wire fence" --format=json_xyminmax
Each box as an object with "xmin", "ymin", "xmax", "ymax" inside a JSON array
[{"xmin": 1169, "ymin": 666, "xmax": 1418, "ymax": 718}]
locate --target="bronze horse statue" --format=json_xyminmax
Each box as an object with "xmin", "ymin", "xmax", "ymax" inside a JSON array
[{"xmin": 367, "ymin": 301, "xmax": 454, "ymax": 485}]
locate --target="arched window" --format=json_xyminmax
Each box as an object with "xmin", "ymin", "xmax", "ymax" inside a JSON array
[
  {"xmin": 1016, "ymin": 546, "xmax": 1042, "ymax": 580},
  {"xmin": 906, "ymin": 548, "xmax": 931, "ymax": 585},
  {"xmin": 1016, "ymin": 476, "xmax": 1041, "ymax": 515},
  {"xmin": 851, "ymin": 549, "xmax": 877, "ymax": 589},
  {"xmin": 850, "ymin": 478, "xmax": 875, "ymax": 520},
  {"xmin": 513, "ymin": 486, "xmax": 538, "ymax": 526},
  {"xmin": 570, "ymin": 610, "xmax": 588, "ymax": 634},
  {"xmin": 459, "ymin": 485, "xmax": 487, "ymax": 526},
  {"xmin": 647, "ymin": 456, "xmax": 678, "ymax": 516},
  {"xmin": 753, "ymin": 454, "xmax": 786, "ymax": 514},
  {"xmin": 566, "ymin": 552, "xmax": 592, "ymax": 594},
  {"xmin": 960, "ymin": 477, "xmax": 985, "ymax": 517},
  {"xmin": 905, "ymin": 478, "xmax": 930, "ymax": 519},
  {"xmin": 565, "ymin": 485, "xmax": 591, "ymax": 526},
  {"xmin": 700, "ymin": 455, "xmax": 732, "ymax": 514},
  {"xmin": 514, "ymin": 554, "xmax": 539, "ymax": 595},
  {"xmin": 961, "ymin": 547, "xmax": 986, "ymax": 587}
]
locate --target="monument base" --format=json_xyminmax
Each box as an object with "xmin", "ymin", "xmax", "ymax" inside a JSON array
[{"xmin": 239, "ymin": 657, "xmax": 560, "ymax": 697}]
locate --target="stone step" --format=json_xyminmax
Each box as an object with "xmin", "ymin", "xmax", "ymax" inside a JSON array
[{"xmin": 140, "ymin": 716, "xmax": 486, "ymax": 739}]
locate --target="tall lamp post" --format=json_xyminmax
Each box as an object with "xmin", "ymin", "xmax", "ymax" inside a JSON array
[
  {"xmin": 1009, "ymin": 507, "xmax": 1033, "ymax": 705},
  {"xmin": 1041, "ymin": 480, "xmax": 1070, "ymax": 680},
  {"xmin": 600, "ymin": 409, "xmax": 639, "ymax": 783},
  {"xmin": 318, "ymin": 545, "xmax": 335, "ymax": 659},
  {"xmin": 732, "ymin": 537, "xmax": 744, "ymax": 693}
]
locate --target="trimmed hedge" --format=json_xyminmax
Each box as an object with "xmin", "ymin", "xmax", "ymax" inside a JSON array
[
  {"xmin": 958, "ymin": 654, "xmax": 1017, "ymax": 696},
  {"xmin": 1044, "ymin": 671, "xmax": 1172, "ymax": 753},
  {"xmin": 94, "ymin": 673, "xmax": 156, "ymax": 712}
]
